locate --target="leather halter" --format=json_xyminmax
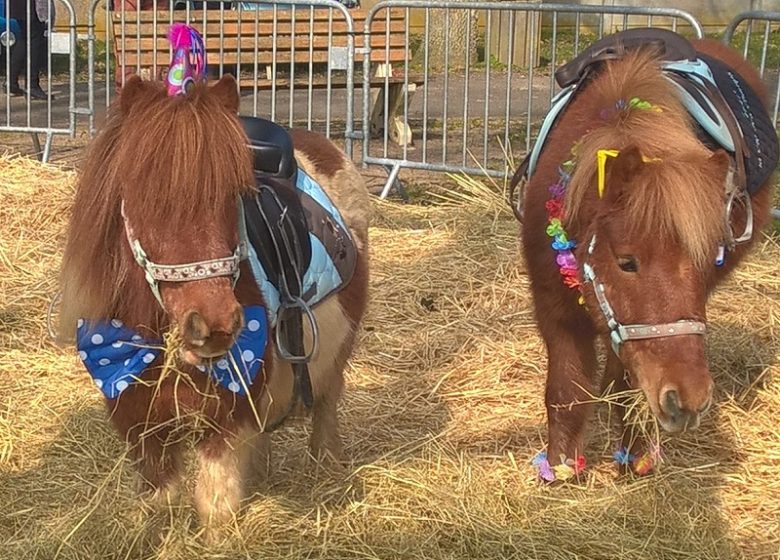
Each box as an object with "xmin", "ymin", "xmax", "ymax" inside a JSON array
[
  {"xmin": 581, "ymin": 234, "xmax": 707, "ymax": 355},
  {"xmin": 121, "ymin": 199, "xmax": 249, "ymax": 308}
]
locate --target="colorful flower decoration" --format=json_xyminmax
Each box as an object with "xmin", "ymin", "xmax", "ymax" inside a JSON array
[
  {"xmin": 600, "ymin": 96, "xmax": 662, "ymax": 120},
  {"xmin": 532, "ymin": 451, "xmax": 586, "ymax": 483},
  {"xmin": 613, "ymin": 444, "xmax": 663, "ymax": 475},
  {"xmin": 545, "ymin": 153, "xmax": 584, "ymax": 301}
]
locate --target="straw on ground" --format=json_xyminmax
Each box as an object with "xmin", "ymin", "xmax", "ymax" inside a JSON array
[{"xmin": 0, "ymin": 154, "xmax": 778, "ymax": 559}]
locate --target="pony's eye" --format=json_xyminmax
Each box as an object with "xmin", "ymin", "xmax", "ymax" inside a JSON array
[{"xmin": 617, "ymin": 256, "xmax": 639, "ymax": 273}]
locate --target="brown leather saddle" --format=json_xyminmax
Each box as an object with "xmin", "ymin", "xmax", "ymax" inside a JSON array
[{"xmin": 554, "ymin": 28, "xmax": 696, "ymax": 88}]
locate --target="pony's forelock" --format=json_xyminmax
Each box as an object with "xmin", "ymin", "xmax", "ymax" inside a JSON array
[
  {"xmin": 564, "ymin": 50, "xmax": 728, "ymax": 268},
  {"xmin": 59, "ymin": 80, "xmax": 254, "ymax": 335}
]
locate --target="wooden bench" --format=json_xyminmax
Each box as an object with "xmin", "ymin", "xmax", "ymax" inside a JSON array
[{"xmin": 111, "ymin": 6, "xmax": 422, "ymax": 145}]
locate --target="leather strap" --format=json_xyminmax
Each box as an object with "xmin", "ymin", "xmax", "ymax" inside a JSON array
[{"xmin": 508, "ymin": 152, "xmax": 531, "ymax": 223}]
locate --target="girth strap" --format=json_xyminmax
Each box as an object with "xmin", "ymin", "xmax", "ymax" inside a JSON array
[{"xmin": 244, "ymin": 180, "xmax": 316, "ymax": 411}]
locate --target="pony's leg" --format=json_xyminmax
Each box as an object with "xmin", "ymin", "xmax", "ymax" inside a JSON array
[
  {"xmin": 305, "ymin": 298, "xmax": 356, "ymax": 467},
  {"xmin": 544, "ymin": 327, "xmax": 598, "ymax": 467},
  {"xmin": 309, "ymin": 344, "xmax": 348, "ymax": 466},
  {"xmin": 310, "ymin": 376, "xmax": 345, "ymax": 465},
  {"xmin": 132, "ymin": 433, "xmax": 183, "ymax": 504},
  {"xmin": 601, "ymin": 351, "xmax": 654, "ymax": 475},
  {"xmin": 194, "ymin": 427, "xmax": 260, "ymax": 542}
]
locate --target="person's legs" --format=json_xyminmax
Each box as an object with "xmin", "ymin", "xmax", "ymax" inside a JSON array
[
  {"xmin": 26, "ymin": 12, "xmax": 46, "ymax": 97},
  {"xmin": 6, "ymin": 27, "xmax": 25, "ymax": 94}
]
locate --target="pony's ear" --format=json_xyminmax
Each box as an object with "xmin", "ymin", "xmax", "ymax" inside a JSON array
[
  {"xmin": 603, "ymin": 145, "xmax": 644, "ymax": 205},
  {"xmin": 210, "ymin": 74, "xmax": 240, "ymax": 113},
  {"xmin": 120, "ymin": 75, "xmax": 147, "ymax": 115}
]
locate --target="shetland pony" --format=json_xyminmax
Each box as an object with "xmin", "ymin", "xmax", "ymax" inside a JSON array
[
  {"xmin": 521, "ymin": 39, "xmax": 775, "ymax": 477},
  {"xmin": 59, "ymin": 75, "xmax": 370, "ymax": 535}
]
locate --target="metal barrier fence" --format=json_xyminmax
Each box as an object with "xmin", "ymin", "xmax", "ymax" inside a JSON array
[
  {"xmin": 1, "ymin": 0, "xmax": 77, "ymax": 161},
  {"xmin": 361, "ymin": 1, "xmax": 703, "ymax": 197},
  {"xmin": 86, "ymin": 0, "xmax": 357, "ymax": 155},
  {"xmin": 2, "ymin": 0, "xmax": 780, "ymax": 208}
]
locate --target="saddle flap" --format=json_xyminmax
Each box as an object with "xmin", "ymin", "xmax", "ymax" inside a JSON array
[
  {"xmin": 555, "ymin": 28, "xmax": 697, "ymax": 88},
  {"xmin": 243, "ymin": 178, "xmax": 313, "ymax": 294},
  {"xmin": 239, "ymin": 116, "xmax": 297, "ymax": 181}
]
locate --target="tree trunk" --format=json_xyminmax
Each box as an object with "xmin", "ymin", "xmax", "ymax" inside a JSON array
[{"xmin": 426, "ymin": 3, "xmax": 479, "ymax": 71}]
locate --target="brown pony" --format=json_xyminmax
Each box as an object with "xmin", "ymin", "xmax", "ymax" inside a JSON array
[
  {"xmin": 521, "ymin": 39, "xmax": 774, "ymax": 476},
  {"xmin": 59, "ymin": 75, "xmax": 370, "ymax": 536}
]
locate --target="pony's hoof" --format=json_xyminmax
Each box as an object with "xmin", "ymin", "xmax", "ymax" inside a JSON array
[
  {"xmin": 136, "ymin": 478, "xmax": 181, "ymax": 511},
  {"xmin": 199, "ymin": 524, "xmax": 231, "ymax": 547},
  {"xmin": 309, "ymin": 445, "xmax": 348, "ymax": 474}
]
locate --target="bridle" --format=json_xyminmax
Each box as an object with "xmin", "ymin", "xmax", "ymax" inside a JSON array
[
  {"xmin": 581, "ymin": 234, "xmax": 707, "ymax": 355},
  {"xmin": 121, "ymin": 198, "xmax": 249, "ymax": 309}
]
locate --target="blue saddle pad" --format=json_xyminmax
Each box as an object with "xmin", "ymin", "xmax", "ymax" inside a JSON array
[
  {"xmin": 244, "ymin": 168, "xmax": 356, "ymax": 326},
  {"xmin": 696, "ymin": 52, "xmax": 778, "ymax": 194}
]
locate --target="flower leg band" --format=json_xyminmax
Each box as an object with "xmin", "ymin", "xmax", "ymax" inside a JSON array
[
  {"xmin": 613, "ymin": 445, "xmax": 663, "ymax": 475},
  {"xmin": 533, "ymin": 445, "xmax": 662, "ymax": 481},
  {"xmin": 532, "ymin": 451, "xmax": 586, "ymax": 482}
]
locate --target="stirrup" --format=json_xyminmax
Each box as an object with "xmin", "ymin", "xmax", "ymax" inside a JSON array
[{"xmin": 274, "ymin": 296, "xmax": 319, "ymax": 363}]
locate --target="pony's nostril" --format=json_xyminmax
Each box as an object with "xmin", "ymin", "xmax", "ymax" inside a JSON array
[
  {"xmin": 661, "ymin": 388, "xmax": 682, "ymax": 418},
  {"xmin": 184, "ymin": 311, "xmax": 210, "ymax": 344}
]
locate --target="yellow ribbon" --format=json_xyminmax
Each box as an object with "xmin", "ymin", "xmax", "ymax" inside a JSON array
[
  {"xmin": 596, "ymin": 149, "xmax": 662, "ymax": 198},
  {"xmin": 596, "ymin": 149, "xmax": 620, "ymax": 198}
]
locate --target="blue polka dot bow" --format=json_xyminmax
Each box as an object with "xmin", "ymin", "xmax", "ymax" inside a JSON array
[{"xmin": 77, "ymin": 305, "xmax": 269, "ymax": 399}]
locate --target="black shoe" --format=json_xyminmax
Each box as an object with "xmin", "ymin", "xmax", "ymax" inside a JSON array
[
  {"xmin": 4, "ymin": 83, "xmax": 24, "ymax": 96},
  {"xmin": 27, "ymin": 86, "xmax": 51, "ymax": 100}
]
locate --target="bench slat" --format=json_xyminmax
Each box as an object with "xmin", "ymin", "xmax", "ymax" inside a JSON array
[
  {"xmin": 235, "ymin": 73, "xmax": 425, "ymax": 89},
  {"xmin": 115, "ymin": 34, "xmax": 407, "ymax": 51},
  {"xmin": 110, "ymin": 7, "xmax": 405, "ymax": 23},
  {"xmin": 114, "ymin": 19, "xmax": 406, "ymax": 36},
  {"xmin": 112, "ymin": 7, "xmax": 413, "ymax": 84},
  {"xmin": 120, "ymin": 48, "xmax": 409, "ymax": 65}
]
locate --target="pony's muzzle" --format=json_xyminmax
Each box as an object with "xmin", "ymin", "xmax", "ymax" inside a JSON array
[
  {"xmin": 181, "ymin": 304, "xmax": 244, "ymax": 361},
  {"xmin": 658, "ymin": 383, "xmax": 713, "ymax": 433}
]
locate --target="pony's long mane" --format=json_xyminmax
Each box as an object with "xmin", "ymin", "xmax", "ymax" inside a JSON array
[
  {"xmin": 59, "ymin": 80, "xmax": 253, "ymax": 339},
  {"xmin": 565, "ymin": 50, "xmax": 727, "ymax": 268}
]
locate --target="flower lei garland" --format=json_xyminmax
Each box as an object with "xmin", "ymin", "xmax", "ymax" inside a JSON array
[
  {"xmin": 544, "ymin": 97, "xmax": 663, "ymax": 307},
  {"xmin": 536, "ymin": 96, "xmax": 666, "ymax": 482},
  {"xmin": 533, "ymin": 445, "xmax": 663, "ymax": 482},
  {"xmin": 545, "ymin": 151, "xmax": 585, "ymax": 305},
  {"xmin": 599, "ymin": 96, "xmax": 663, "ymax": 120}
]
